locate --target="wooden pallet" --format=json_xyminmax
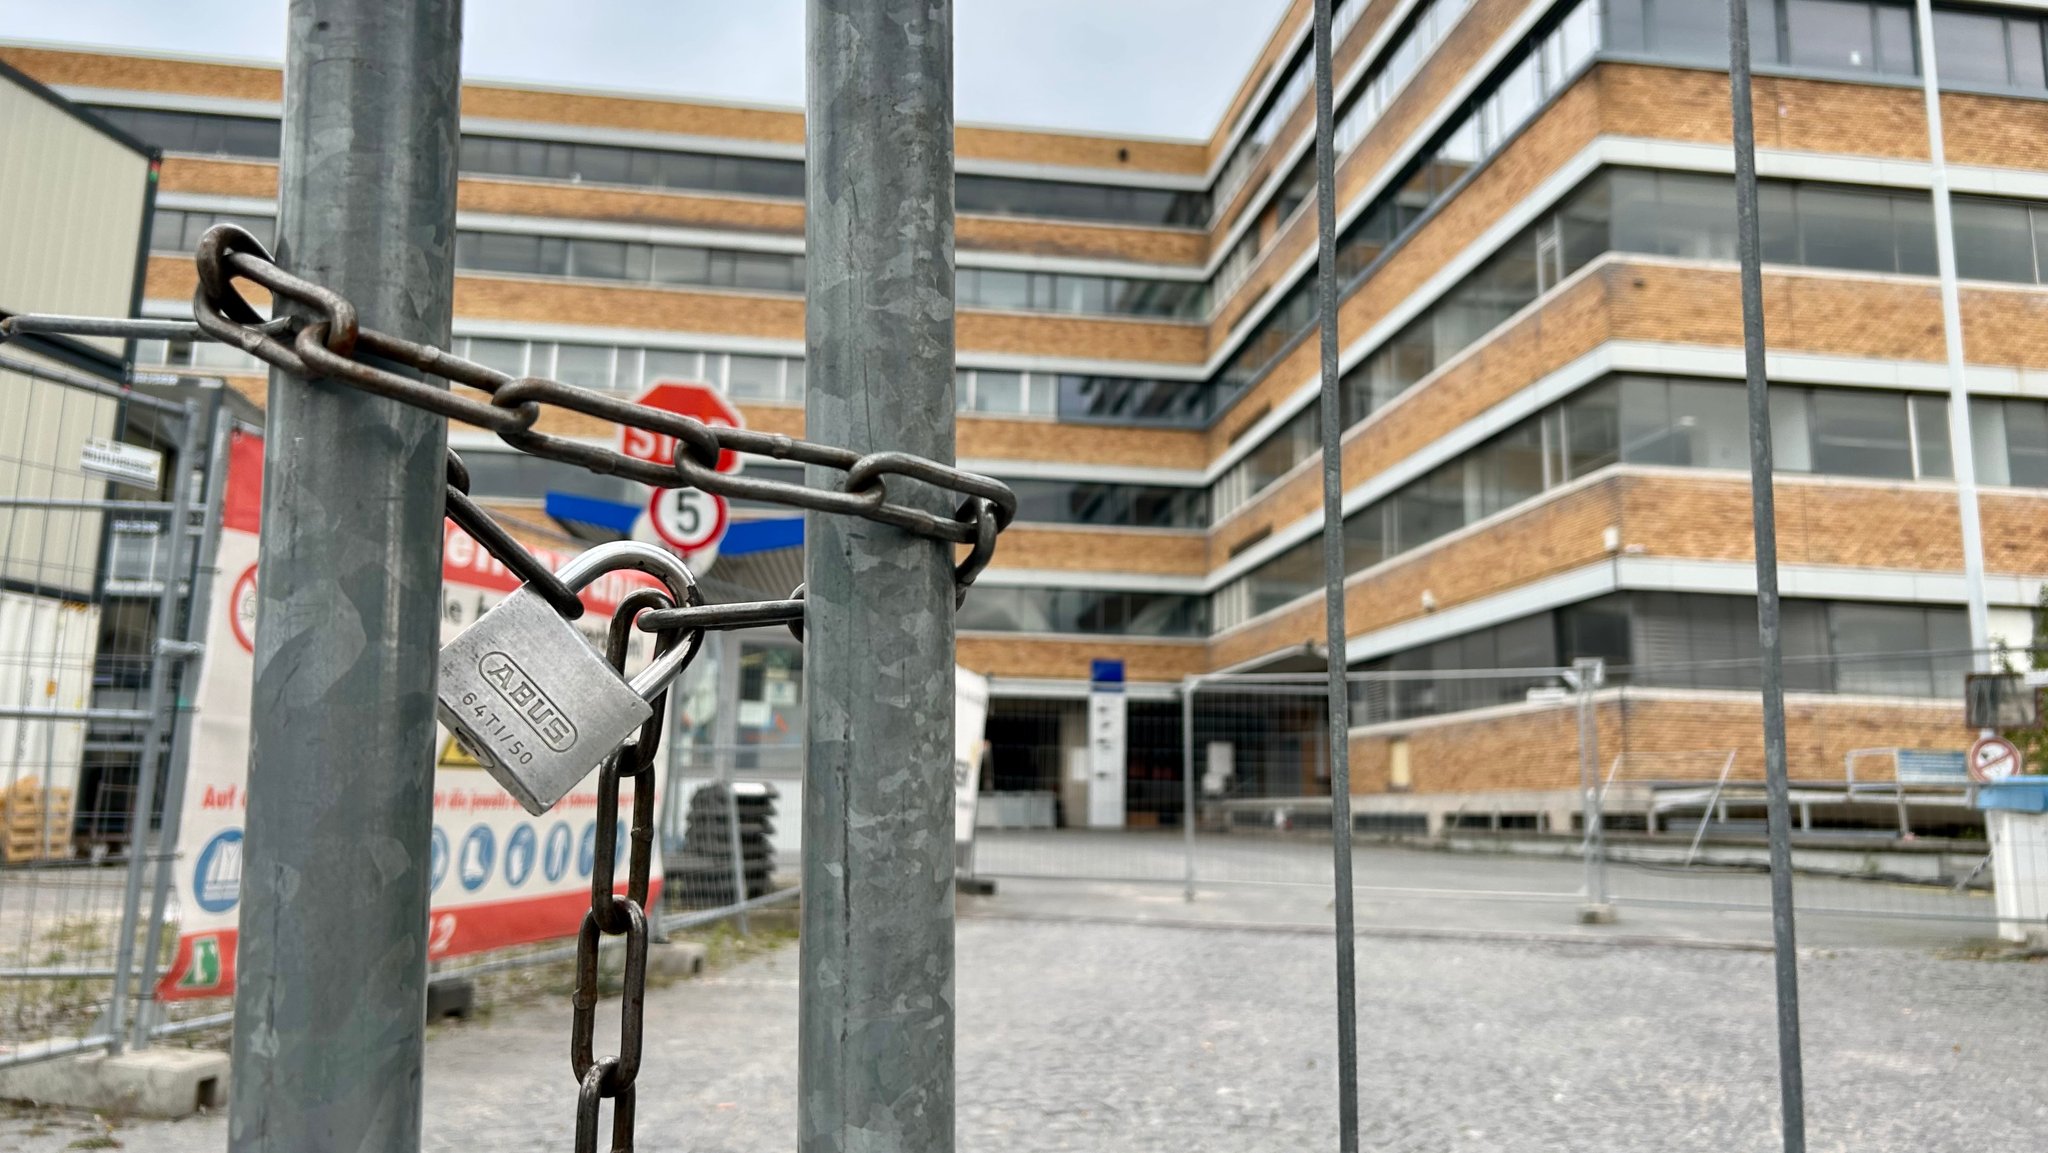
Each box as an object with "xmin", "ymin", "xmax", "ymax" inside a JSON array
[{"xmin": 2, "ymin": 779, "xmax": 73, "ymax": 863}]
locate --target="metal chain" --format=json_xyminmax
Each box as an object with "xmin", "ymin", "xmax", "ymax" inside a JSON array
[
  {"xmin": 184, "ymin": 222, "xmax": 1017, "ymax": 549},
  {"xmin": 572, "ymin": 588, "xmax": 682, "ymax": 1153}
]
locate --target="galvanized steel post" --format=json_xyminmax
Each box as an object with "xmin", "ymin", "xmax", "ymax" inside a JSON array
[
  {"xmin": 227, "ymin": 2, "xmax": 461, "ymax": 1148},
  {"xmin": 1310, "ymin": 2, "xmax": 1362, "ymax": 1149},
  {"xmin": 1182, "ymin": 675, "xmax": 1198, "ymax": 901},
  {"xmin": 1729, "ymin": 3, "xmax": 1809, "ymax": 1149},
  {"xmin": 801, "ymin": 2, "xmax": 958, "ymax": 1150}
]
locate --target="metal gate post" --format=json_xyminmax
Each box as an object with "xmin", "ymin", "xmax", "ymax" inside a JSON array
[
  {"xmin": 132, "ymin": 397, "xmax": 233, "ymax": 1048},
  {"xmin": 1181, "ymin": 675, "xmax": 1197, "ymax": 901},
  {"xmin": 800, "ymin": 2, "xmax": 957, "ymax": 1150},
  {"xmin": 228, "ymin": 3, "xmax": 460, "ymax": 1149},
  {"xmin": 1573, "ymin": 658, "xmax": 1608, "ymax": 917},
  {"xmin": 1730, "ymin": 3, "xmax": 1809, "ymax": 1149},
  {"xmin": 106, "ymin": 397, "xmax": 203, "ymax": 1055}
]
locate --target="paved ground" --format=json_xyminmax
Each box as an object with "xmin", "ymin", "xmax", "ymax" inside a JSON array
[{"xmin": 5, "ymin": 881, "xmax": 2045, "ymax": 1152}]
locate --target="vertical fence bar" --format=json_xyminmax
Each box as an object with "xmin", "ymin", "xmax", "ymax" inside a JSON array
[
  {"xmin": 227, "ymin": 2, "xmax": 460, "ymax": 1148},
  {"xmin": 800, "ymin": 2, "xmax": 957, "ymax": 1150},
  {"xmin": 105, "ymin": 398, "xmax": 200, "ymax": 1056},
  {"xmin": 1310, "ymin": 3, "xmax": 1360, "ymax": 1149},
  {"xmin": 133, "ymin": 398, "xmax": 233, "ymax": 1048},
  {"xmin": 1574, "ymin": 657, "xmax": 1608, "ymax": 915},
  {"xmin": 1182, "ymin": 676, "xmax": 1197, "ymax": 901},
  {"xmin": 1729, "ymin": 4, "xmax": 1809, "ymax": 1150},
  {"xmin": 721, "ymin": 756, "xmax": 751, "ymax": 934}
]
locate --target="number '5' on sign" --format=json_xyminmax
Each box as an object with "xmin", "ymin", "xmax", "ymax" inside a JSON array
[{"xmin": 649, "ymin": 488, "xmax": 728, "ymax": 553}]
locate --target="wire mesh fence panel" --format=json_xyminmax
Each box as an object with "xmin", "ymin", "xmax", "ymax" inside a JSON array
[
  {"xmin": 968, "ymin": 693, "xmax": 1196, "ymax": 883},
  {"xmin": 0, "ymin": 354, "xmax": 204, "ymax": 1059},
  {"xmin": 662, "ymin": 743, "xmax": 796, "ymax": 912},
  {"xmin": 1592, "ymin": 650, "xmax": 2024, "ymax": 931}
]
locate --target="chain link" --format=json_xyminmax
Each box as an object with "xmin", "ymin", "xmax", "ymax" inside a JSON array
[
  {"xmin": 569, "ymin": 588, "xmax": 683, "ymax": 1153},
  {"xmin": 188, "ymin": 223, "xmax": 1016, "ymax": 548}
]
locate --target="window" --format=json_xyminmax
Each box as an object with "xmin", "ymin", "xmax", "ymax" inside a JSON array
[
  {"xmin": 1910, "ymin": 394, "xmax": 1954, "ymax": 479},
  {"xmin": 1933, "ymin": 9, "xmax": 2009, "ymax": 86},
  {"xmin": 727, "ymin": 355, "xmax": 785, "ymax": 402},
  {"xmin": 1786, "ymin": 0, "xmax": 1884, "ymax": 72},
  {"xmin": 552, "ymin": 344, "xmax": 613, "ymax": 390},
  {"xmin": 1952, "ymin": 200, "xmax": 2038, "ymax": 283},
  {"xmin": 1809, "ymin": 389, "xmax": 1914, "ymax": 478}
]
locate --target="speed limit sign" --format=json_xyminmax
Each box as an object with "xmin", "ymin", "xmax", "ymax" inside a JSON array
[{"xmin": 648, "ymin": 487, "xmax": 728, "ymax": 554}]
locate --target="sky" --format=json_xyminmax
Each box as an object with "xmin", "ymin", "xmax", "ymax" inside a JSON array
[{"xmin": 7, "ymin": 0, "xmax": 1293, "ymax": 140}]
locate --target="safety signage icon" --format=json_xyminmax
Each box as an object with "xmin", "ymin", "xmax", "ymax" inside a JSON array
[
  {"xmin": 505, "ymin": 824, "xmax": 537, "ymax": 887},
  {"xmin": 459, "ymin": 825, "xmax": 496, "ymax": 892},
  {"xmin": 544, "ymin": 822, "xmax": 573, "ymax": 883},
  {"xmin": 1969, "ymin": 734, "xmax": 2024, "ymax": 784},
  {"xmin": 193, "ymin": 829, "xmax": 244, "ymax": 915}
]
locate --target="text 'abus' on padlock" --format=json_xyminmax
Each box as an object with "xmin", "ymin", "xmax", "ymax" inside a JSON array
[{"xmin": 437, "ymin": 540, "xmax": 698, "ymax": 816}]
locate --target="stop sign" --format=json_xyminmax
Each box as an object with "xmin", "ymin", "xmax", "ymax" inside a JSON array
[{"xmin": 620, "ymin": 381, "xmax": 744, "ymax": 474}]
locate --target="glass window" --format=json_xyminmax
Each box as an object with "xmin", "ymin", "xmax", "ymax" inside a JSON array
[
  {"xmin": 1618, "ymin": 374, "xmax": 1674, "ymax": 464},
  {"xmin": 1770, "ymin": 387, "xmax": 1815, "ymax": 472},
  {"xmin": 1830, "ymin": 603, "xmax": 1936, "ymax": 696},
  {"xmin": 2014, "ymin": 19, "xmax": 2048, "ymax": 90},
  {"xmin": 552, "ymin": 345, "xmax": 612, "ymax": 389},
  {"xmin": 1952, "ymin": 199, "xmax": 2037, "ymax": 283},
  {"xmin": 1911, "ymin": 394, "xmax": 1953, "ymax": 479},
  {"xmin": 1344, "ymin": 505, "xmax": 1388, "ymax": 574},
  {"xmin": 732, "ymin": 251, "xmax": 796, "ymax": 292},
  {"xmin": 652, "ymin": 246, "xmax": 711, "ymax": 286},
  {"xmin": 1759, "ymin": 183, "xmax": 1800, "ymax": 264},
  {"xmin": 1810, "ymin": 389, "xmax": 1913, "ymax": 478},
  {"xmin": 727, "ymin": 355, "xmax": 784, "ymax": 401},
  {"xmin": 567, "ymin": 239, "xmax": 630, "ymax": 280},
  {"xmin": 1892, "ymin": 194, "xmax": 1937, "ymax": 276},
  {"xmin": 970, "ymin": 269, "xmax": 1031, "ymax": 311},
  {"xmin": 2005, "ymin": 399, "xmax": 2048, "ymax": 488},
  {"xmin": 466, "ymin": 338, "xmax": 526, "ymax": 377},
  {"xmin": 970, "ymin": 371, "xmax": 1025, "ymax": 414},
  {"xmin": 1646, "ymin": 0, "xmax": 1728, "ymax": 61},
  {"xmin": 1932, "ymin": 10, "xmax": 2011, "ymax": 87},
  {"xmin": 1474, "ymin": 417, "xmax": 1547, "ymax": 517},
  {"xmin": 1873, "ymin": 4, "xmax": 1917, "ymax": 75},
  {"xmin": 1797, "ymin": 187, "xmax": 1901, "ymax": 273},
  {"xmin": 1666, "ymin": 379, "xmax": 1750, "ymax": 470},
  {"xmin": 1971, "ymin": 398, "xmax": 2012, "ymax": 486},
  {"xmin": 1605, "ymin": 0, "xmax": 1648, "ymax": 53},
  {"xmin": 1563, "ymin": 380, "xmax": 1621, "ymax": 478},
  {"xmin": 1786, "ymin": 0, "xmax": 1880, "ymax": 72},
  {"xmin": 642, "ymin": 349, "xmax": 701, "ymax": 385}
]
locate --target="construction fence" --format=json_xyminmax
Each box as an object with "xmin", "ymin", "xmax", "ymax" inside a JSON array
[
  {"xmin": 0, "ymin": 356, "xmax": 786, "ymax": 1072},
  {"xmin": 966, "ymin": 655, "xmax": 2047, "ymax": 940}
]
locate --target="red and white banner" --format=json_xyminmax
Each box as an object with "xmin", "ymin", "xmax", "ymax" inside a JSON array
[{"xmin": 158, "ymin": 432, "xmax": 668, "ymax": 999}]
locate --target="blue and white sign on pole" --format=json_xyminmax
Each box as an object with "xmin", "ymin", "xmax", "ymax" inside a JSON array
[{"xmin": 1087, "ymin": 659, "xmax": 1127, "ymax": 828}]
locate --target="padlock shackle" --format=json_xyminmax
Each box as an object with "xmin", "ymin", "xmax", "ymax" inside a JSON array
[{"xmin": 553, "ymin": 540, "xmax": 701, "ymax": 701}]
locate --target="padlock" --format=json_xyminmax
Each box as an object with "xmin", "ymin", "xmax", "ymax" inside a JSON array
[{"xmin": 438, "ymin": 540, "xmax": 699, "ymax": 816}]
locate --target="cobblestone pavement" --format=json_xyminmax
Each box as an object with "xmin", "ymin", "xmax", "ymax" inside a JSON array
[{"xmin": 5, "ymin": 907, "xmax": 2044, "ymax": 1152}]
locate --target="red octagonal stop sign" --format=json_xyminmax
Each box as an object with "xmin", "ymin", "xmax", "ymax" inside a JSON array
[{"xmin": 620, "ymin": 380, "xmax": 745, "ymax": 474}]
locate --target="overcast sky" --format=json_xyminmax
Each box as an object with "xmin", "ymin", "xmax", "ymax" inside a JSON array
[{"xmin": 8, "ymin": 1, "xmax": 1292, "ymax": 139}]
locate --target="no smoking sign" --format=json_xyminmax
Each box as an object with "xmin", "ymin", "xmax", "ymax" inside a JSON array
[{"xmin": 1969, "ymin": 734, "xmax": 2024, "ymax": 784}]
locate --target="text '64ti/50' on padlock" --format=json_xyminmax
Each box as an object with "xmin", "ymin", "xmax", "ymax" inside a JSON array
[{"xmin": 437, "ymin": 540, "xmax": 700, "ymax": 816}]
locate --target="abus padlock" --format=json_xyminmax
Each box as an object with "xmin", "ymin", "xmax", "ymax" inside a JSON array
[{"xmin": 438, "ymin": 540, "xmax": 699, "ymax": 816}]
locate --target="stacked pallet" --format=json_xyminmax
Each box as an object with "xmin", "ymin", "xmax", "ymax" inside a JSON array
[
  {"xmin": 3, "ymin": 777, "xmax": 73, "ymax": 863},
  {"xmin": 665, "ymin": 781, "xmax": 778, "ymax": 908}
]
